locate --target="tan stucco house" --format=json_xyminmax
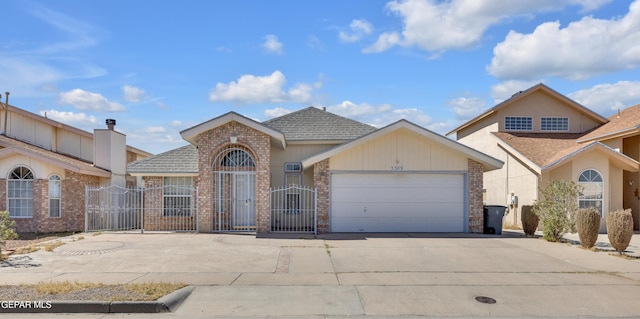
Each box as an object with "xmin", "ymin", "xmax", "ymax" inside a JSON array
[
  {"xmin": 128, "ymin": 107, "xmax": 503, "ymax": 234},
  {"xmin": 447, "ymin": 83, "xmax": 640, "ymax": 232},
  {"xmin": 0, "ymin": 104, "xmax": 150, "ymax": 233}
]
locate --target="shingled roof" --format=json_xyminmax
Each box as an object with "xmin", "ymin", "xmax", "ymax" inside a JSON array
[
  {"xmin": 263, "ymin": 107, "xmax": 376, "ymax": 141},
  {"xmin": 578, "ymin": 104, "xmax": 640, "ymax": 143},
  {"xmin": 128, "ymin": 144, "xmax": 198, "ymax": 176},
  {"xmin": 492, "ymin": 132, "xmax": 586, "ymax": 168}
]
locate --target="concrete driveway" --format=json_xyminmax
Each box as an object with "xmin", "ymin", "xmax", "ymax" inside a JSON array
[{"xmin": 2, "ymin": 231, "xmax": 640, "ymax": 318}]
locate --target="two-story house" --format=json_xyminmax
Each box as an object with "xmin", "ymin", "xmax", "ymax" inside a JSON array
[
  {"xmin": 447, "ymin": 83, "xmax": 640, "ymax": 232},
  {"xmin": 0, "ymin": 102, "xmax": 150, "ymax": 233}
]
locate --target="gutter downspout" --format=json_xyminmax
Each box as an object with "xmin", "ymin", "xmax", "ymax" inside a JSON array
[{"xmin": 3, "ymin": 92, "xmax": 9, "ymax": 136}]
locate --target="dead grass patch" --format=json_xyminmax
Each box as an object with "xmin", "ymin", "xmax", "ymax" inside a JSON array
[
  {"xmin": 42, "ymin": 240, "xmax": 64, "ymax": 252},
  {"xmin": 13, "ymin": 244, "xmax": 40, "ymax": 254},
  {"xmin": 1, "ymin": 281, "xmax": 186, "ymax": 301}
]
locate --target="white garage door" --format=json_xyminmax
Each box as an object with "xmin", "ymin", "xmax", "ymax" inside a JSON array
[{"xmin": 330, "ymin": 173, "xmax": 465, "ymax": 232}]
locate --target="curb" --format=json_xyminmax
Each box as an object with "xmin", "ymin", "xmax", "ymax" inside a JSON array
[{"xmin": 0, "ymin": 286, "xmax": 194, "ymax": 313}]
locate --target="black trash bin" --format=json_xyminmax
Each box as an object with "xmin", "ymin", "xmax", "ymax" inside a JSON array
[{"xmin": 483, "ymin": 205, "xmax": 507, "ymax": 235}]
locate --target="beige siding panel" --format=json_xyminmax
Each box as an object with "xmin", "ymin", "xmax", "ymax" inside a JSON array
[
  {"xmin": 496, "ymin": 91, "xmax": 600, "ymax": 133},
  {"xmin": 57, "ymin": 130, "xmax": 93, "ymax": 162},
  {"xmin": 270, "ymin": 143, "xmax": 336, "ymax": 188},
  {"xmin": 7, "ymin": 113, "xmax": 53, "ymax": 149},
  {"xmin": 330, "ymin": 128, "xmax": 467, "ymax": 171}
]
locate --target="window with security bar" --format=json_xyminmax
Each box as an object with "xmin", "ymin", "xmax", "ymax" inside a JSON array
[{"xmin": 163, "ymin": 176, "xmax": 192, "ymax": 216}]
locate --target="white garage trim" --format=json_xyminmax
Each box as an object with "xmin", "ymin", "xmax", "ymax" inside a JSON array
[{"xmin": 329, "ymin": 171, "xmax": 468, "ymax": 233}]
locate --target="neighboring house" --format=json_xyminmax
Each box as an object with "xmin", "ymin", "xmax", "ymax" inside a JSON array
[
  {"xmin": 447, "ymin": 83, "xmax": 640, "ymax": 232},
  {"xmin": 128, "ymin": 107, "xmax": 503, "ymax": 234},
  {"xmin": 0, "ymin": 104, "xmax": 151, "ymax": 233}
]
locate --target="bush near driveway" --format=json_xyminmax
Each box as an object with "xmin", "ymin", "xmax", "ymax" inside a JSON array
[
  {"xmin": 521, "ymin": 205, "xmax": 539, "ymax": 236},
  {"xmin": 533, "ymin": 180, "xmax": 579, "ymax": 242},
  {"xmin": 606, "ymin": 209, "xmax": 633, "ymax": 254},
  {"xmin": 575, "ymin": 207, "xmax": 601, "ymax": 249},
  {"xmin": 0, "ymin": 211, "xmax": 18, "ymax": 259}
]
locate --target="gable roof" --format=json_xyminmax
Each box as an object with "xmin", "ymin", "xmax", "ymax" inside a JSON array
[
  {"xmin": 446, "ymin": 83, "xmax": 608, "ymax": 136},
  {"xmin": 180, "ymin": 112, "xmax": 286, "ymax": 148},
  {"xmin": 128, "ymin": 144, "xmax": 198, "ymax": 176},
  {"xmin": 262, "ymin": 106, "xmax": 376, "ymax": 141},
  {"xmin": 578, "ymin": 104, "xmax": 640, "ymax": 143},
  {"xmin": 0, "ymin": 135, "xmax": 111, "ymax": 177},
  {"xmin": 492, "ymin": 132, "xmax": 638, "ymax": 174},
  {"xmin": 302, "ymin": 119, "xmax": 503, "ymax": 171}
]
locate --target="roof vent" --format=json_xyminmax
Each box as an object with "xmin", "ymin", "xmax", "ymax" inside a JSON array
[{"xmin": 106, "ymin": 119, "xmax": 116, "ymax": 131}]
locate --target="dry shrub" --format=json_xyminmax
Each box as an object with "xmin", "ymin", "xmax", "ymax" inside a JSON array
[
  {"xmin": 521, "ymin": 205, "xmax": 539, "ymax": 236},
  {"xmin": 606, "ymin": 209, "xmax": 633, "ymax": 254},
  {"xmin": 575, "ymin": 207, "xmax": 601, "ymax": 249}
]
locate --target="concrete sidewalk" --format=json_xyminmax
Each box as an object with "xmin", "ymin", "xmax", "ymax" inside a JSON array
[{"xmin": 1, "ymin": 230, "xmax": 640, "ymax": 318}]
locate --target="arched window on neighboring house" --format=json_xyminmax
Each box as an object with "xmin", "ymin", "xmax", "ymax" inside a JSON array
[
  {"xmin": 578, "ymin": 169, "xmax": 604, "ymax": 216},
  {"xmin": 8, "ymin": 166, "xmax": 34, "ymax": 218},
  {"xmin": 49, "ymin": 175, "xmax": 62, "ymax": 218}
]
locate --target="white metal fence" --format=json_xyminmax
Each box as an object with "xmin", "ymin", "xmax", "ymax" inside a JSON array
[
  {"xmin": 85, "ymin": 185, "xmax": 198, "ymax": 232},
  {"xmin": 270, "ymin": 185, "xmax": 317, "ymax": 233}
]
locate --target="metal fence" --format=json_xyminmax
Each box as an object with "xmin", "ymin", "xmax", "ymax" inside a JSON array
[
  {"xmin": 270, "ymin": 185, "xmax": 317, "ymax": 233},
  {"xmin": 85, "ymin": 185, "xmax": 198, "ymax": 232},
  {"xmin": 85, "ymin": 185, "xmax": 142, "ymax": 232}
]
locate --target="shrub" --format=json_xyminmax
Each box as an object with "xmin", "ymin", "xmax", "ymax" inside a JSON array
[
  {"xmin": 532, "ymin": 180, "xmax": 579, "ymax": 242},
  {"xmin": 575, "ymin": 207, "xmax": 601, "ymax": 249},
  {"xmin": 521, "ymin": 205, "xmax": 539, "ymax": 236},
  {"xmin": 606, "ymin": 209, "xmax": 633, "ymax": 254},
  {"xmin": 0, "ymin": 211, "xmax": 19, "ymax": 257}
]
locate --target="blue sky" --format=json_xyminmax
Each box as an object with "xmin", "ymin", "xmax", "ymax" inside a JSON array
[{"xmin": 2, "ymin": 0, "xmax": 640, "ymax": 154}]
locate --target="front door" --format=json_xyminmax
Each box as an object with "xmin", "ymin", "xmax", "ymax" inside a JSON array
[{"xmin": 232, "ymin": 172, "xmax": 256, "ymax": 230}]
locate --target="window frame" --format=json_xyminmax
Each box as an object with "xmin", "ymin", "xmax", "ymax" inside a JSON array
[
  {"xmin": 541, "ymin": 117, "xmax": 569, "ymax": 132},
  {"xmin": 48, "ymin": 175, "xmax": 62, "ymax": 218},
  {"xmin": 578, "ymin": 169, "xmax": 604, "ymax": 217},
  {"xmin": 504, "ymin": 116, "xmax": 533, "ymax": 131},
  {"xmin": 7, "ymin": 166, "xmax": 35, "ymax": 218},
  {"xmin": 163, "ymin": 176, "xmax": 193, "ymax": 217}
]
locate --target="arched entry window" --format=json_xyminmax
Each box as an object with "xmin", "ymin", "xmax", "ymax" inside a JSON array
[
  {"xmin": 8, "ymin": 166, "xmax": 34, "ymax": 218},
  {"xmin": 578, "ymin": 169, "xmax": 603, "ymax": 216},
  {"xmin": 219, "ymin": 148, "xmax": 256, "ymax": 168}
]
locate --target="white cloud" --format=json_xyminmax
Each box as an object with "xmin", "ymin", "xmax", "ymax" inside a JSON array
[
  {"xmin": 490, "ymin": 80, "xmax": 541, "ymax": 102},
  {"xmin": 364, "ymin": 0, "xmax": 611, "ymax": 53},
  {"xmin": 339, "ymin": 19, "xmax": 374, "ymax": 43},
  {"xmin": 448, "ymin": 96, "xmax": 486, "ymax": 120},
  {"xmin": 569, "ymin": 81, "xmax": 640, "ymax": 116},
  {"xmin": 488, "ymin": 0, "xmax": 640, "ymax": 80},
  {"xmin": 209, "ymin": 71, "xmax": 319, "ymax": 104},
  {"xmin": 144, "ymin": 126, "xmax": 166, "ymax": 133},
  {"xmin": 40, "ymin": 109, "xmax": 98, "ymax": 127},
  {"xmin": 264, "ymin": 107, "xmax": 292, "ymax": 119},
  {"xmin": 326, "ymin": 100, "xmax": 434, "ymax": 129},
  {"xmin": 59, "ymin": 88, "xmax": 125, "ymax": 112},
  {"xmin": 262, "ymin": 34, "xmax": 283, "ymax": 54},
  {"xmin": 122, "ymin": 85, "xmax": 146, "ymax": 102}
]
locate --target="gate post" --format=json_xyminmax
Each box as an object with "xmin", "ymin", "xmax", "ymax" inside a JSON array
[
  {"xmin": 84, "ymin": 185, "xmax": 89, "ymax": 232},
  {"xmin": 140, "ymin": 186, "xmax": 145, "ymax": 234}
]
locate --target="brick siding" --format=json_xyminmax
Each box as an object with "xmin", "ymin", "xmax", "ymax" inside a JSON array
[
  {"xmin": 7, "ymin": 170, "xmax": 99, "ymax": 233},
  {"xmin": 313, "ymin": 159, "xmax": 330, "ymax": 233},
  {"xmin": 193, "ymin": 121, "xmax": 271, "ymax": 233},
  {"xmin": 468, "ymin": 159, "xmax": 484, "ymax": 233}
]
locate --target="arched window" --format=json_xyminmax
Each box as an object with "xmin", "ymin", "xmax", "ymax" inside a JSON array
[
  {"xmin": 578, "ymin": 169, "xmax": 603, "ymax": 216},
  {"xmin": 8, "ymin": 166, "xmax": 34, "ymax": 218},
  {"xmin": 49, "ymin": 175, "xmax": 61, "ymax": 218},
  {"xmin": 219, "ymin": 149, "xmax": 255, "ymax": 168}
]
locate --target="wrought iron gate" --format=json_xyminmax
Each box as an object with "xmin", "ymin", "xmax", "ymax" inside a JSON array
[
  {"xmin": 85, "ymin": 185, "xmax": 198, "ymax": 232},
  {"xmin": 270, "ymin": 185, "xmax": 317, "ymax": 233}
]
